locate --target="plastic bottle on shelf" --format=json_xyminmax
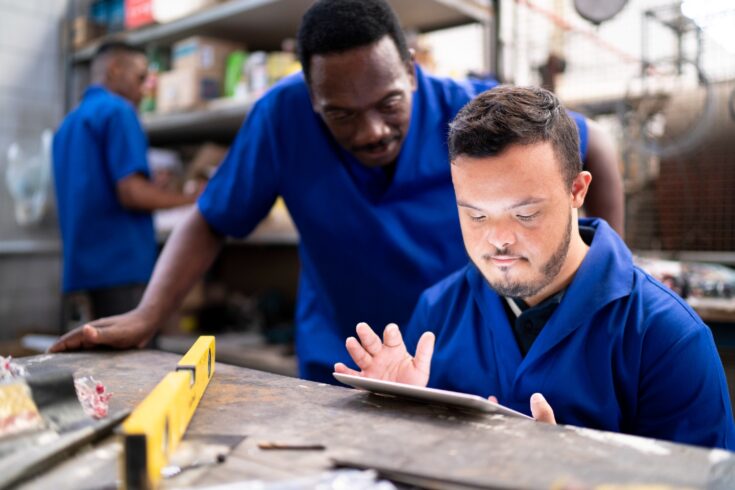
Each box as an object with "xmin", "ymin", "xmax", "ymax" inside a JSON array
[
  {"xmin": 245, "ymin": 51, "xmax": 269, "ymax": 100},
  {"xmin": 224, "ymin": 50, "xmax": 248, "ymax": 99}
]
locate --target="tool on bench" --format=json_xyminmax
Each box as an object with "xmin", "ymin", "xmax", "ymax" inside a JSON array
[
  {"xmin": 0, "ymin": 368, "xmax": 126, "ymax": 489},
  {"xmin": 120, "ymin": 336, "xmax": 216, "ymax": 489}
]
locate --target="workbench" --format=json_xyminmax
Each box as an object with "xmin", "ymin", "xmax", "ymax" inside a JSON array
[{"xmin": 15, "ymin": 350, "xmax": 735, "ymax": 489}]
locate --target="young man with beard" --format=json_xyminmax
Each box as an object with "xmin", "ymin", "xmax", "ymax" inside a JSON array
[
  {"xmin": 335, "ymin": 85, "xmax": 735, "ymax": 449},
  {"xmin": 51, "ymin": 0, "xmax": 624, "ymax": 385}
]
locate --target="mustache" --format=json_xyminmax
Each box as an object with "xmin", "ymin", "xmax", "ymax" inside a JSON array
[
  {"xmin": 352, "ymin": 134, "xmax": 401, "ymax": 153},
  {"xmin": 481, "ymin": 247, "xmax": 525, "ymax": 261}
]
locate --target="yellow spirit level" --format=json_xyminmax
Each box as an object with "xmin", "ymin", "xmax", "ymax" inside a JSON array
[{"xmin": 120, "ymin": 336, "xmax": 215, "ymax": 489}]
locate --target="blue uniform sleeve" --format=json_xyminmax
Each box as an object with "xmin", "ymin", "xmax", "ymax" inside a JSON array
[
  {"xmin": 104, "ymin": 104, "xmax": 149, "ymax": 181},
  {"xmin": 197, "ymin": 98, "xmax": 281, "ymax": 237},
  {"xmin": 635, "ymin": 307, "xmax": 735, "ymax": 449},
  {"xmin": 567, "ymin": 110, "xmax": 589, "ymax": 164}
]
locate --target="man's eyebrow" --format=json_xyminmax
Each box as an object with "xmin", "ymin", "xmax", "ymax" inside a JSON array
[
  {"xmin": 507, "ymin": 197, "xmax": 545, "ymax": 209},
  {"xmin": 456, "ymin": 197, "xmax": 546, "ymax": 212},
  {"xmin": 456, "ymin": 200, "xmax": 484, "ymax": 211}
]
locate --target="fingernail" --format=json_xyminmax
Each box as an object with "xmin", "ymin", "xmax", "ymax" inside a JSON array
[{"xmin": 531, "ymin": 393, "xmax": 545, "ymax": 403}]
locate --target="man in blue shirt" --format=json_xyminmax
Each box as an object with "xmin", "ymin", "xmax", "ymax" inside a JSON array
[
  {"xmin": 53, "ymin": 42, "xmax": 196, "ymax": 319},
  {"xmin": 50, "ymin": 1, "xmax": 624, "ymax": 383},
  {"xmin": 335, "ymin": 85, "xmax": 735, "ymax": 449}
]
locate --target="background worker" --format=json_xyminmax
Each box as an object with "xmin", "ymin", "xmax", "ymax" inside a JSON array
[{"xmin": 53, "ymin": 42, "xmax": 198, "ymax": 319}]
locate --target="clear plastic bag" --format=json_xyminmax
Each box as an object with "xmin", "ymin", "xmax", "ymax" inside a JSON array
[{"xmin": 4, "ymin": 130, "xmax": 52, "ymax": 226}]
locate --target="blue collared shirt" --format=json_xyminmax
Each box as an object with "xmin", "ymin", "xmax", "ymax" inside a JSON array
[
  {"xmin": 53, "ymin": 85, "xmax": 156, "ymax": 292},
  {"xmin": 404, "ymin": 218, "xmax": 735, "ymax": 449}
]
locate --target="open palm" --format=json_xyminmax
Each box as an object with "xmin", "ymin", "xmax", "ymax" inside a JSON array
[{"xmin": 334, "ymin": 322, "xmax": 435, "ymax": 387}]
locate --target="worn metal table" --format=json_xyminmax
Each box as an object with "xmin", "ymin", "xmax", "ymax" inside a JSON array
[{"xmin": 15, "ymin": 351, "xmax": 735, "ymax": 489}]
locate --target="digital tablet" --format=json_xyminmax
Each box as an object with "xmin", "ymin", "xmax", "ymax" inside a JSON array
[{"xmin": 333, "ymin": 372, "xmax": 533, "ymax": 420}]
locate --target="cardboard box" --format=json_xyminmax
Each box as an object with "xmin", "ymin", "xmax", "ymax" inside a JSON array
[
  {"xmin": 156, "ymin": 68, "xmax": 222, "ymax": 113},
  {"xmin": 172, "ymin": 36, "xmax": 242, "ymax": 74},
  {"xmin": 125, "ymin": 0, "xmax": 155, "ymax": 29},
  {"xmin": 72, "ymin": 16, "xmax": 105, "ymax": 49},
  {"xmin": 152, "ymin": 0, "xmax": 219, "ymax": 23}
]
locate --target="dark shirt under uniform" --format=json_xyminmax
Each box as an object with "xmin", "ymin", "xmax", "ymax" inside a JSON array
[
  {"xmin": 502, "ymin": 225, "xmax": 596, "ymax": 356},
  {"xmin": 503, "ymin": 290, "xmax": 564, "ymax": 356}
]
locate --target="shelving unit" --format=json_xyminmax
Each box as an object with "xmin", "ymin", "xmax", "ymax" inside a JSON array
[
  {"xmin": 66, "ymin": 0, "xmax": 492, "ymax": 120},
  {"xmin": 72, "ymin": 0, "xmax": 491, "ymax": 63},
  {"xmin": 141, "ymin": 99, "xmax": 250, "ymax": 144}
]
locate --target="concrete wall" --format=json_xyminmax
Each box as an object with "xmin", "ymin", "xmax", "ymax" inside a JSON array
[{"xmin": 0, "ymin": 0, "xmax": 68, "ymax": 339}]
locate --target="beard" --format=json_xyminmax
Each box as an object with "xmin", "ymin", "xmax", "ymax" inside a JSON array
[{"xmin": 476, "ymin": 214, "xmax": 573, "ymax": 299}]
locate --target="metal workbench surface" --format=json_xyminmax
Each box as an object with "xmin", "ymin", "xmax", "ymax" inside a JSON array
[{"xmin": 15, "ymin": 350, "xmax": 735, "ymax": 489}]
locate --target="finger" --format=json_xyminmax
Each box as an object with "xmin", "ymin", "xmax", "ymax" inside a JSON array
[
  {"xmin": 488, "ymin": 396, "xmax": 498, "ymax": 404},
  {"xmin": 382, "ymin": 323, "xmax": 404, "ymax": 348},
  {"xmin": 356, "ymin": 322, "xmax": 382, "ymax": 356},
  {"xmin": 530, "ymin": 393, "xmax": 556, "ymax": 424},
  {"xmin": 88, "ymin": 321, "xmax": 139, "ymax": 348},
  {"xmin": 48, "ymin": 327, "xmax": 86, "ymax": 353},
  {"xmin": 345, "ymin": 336, "xmax": 372, "ymax": 371},
  {"xmin": 413, "ymin": 332, "xmax": 435, "ymax": 375},
  {"xmin": 334, "ymin": 362, "xmax": 362, "ymax": 377}
]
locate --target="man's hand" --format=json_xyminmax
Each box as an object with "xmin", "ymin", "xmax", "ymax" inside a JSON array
[
  {"xmin": 334, "ymin": 322, "xmax": 435, "ymax": 387},
  {"xmin": 48, "ymin": 309, "xmax": 157, "ymax": 353},
  {"xmin": 530, "ymin": 393, "xmax": 556, "ymax": 423},
  {"xmin": 489, "ymin": 393, "xmax": 557, "ymax": 424}
]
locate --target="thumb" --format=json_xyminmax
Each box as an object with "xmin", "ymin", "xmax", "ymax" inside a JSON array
[
  {"xmin": 413, "ymin": 331, "xmax": 435, "ymax": 375},
  {"xmin": 530, "ymin": 393, "xmax": 556, "ymax": 424}
]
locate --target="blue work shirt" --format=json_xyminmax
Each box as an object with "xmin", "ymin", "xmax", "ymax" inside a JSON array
[
  {"xmin": 198, "ymin": 66, "xmax": 589, "ymax": 383},
  {"xmin": 404, "ymin": 218, "xmax": 735, "ymax": 449},
  {"xmin": 53, "ymin": 85, "xmax": 156, "ymax": 292}
]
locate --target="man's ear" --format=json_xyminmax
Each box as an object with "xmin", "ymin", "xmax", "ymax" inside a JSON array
[
  {"xmin": 571, "ymin": 171, "xmax": 592, "ymax": 209},
  {"xmin": 405, "ymin": 55, "xmax": 417, "ymax": 91}
]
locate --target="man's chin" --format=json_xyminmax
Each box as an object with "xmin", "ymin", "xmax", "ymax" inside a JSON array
[{"xmin": 356, "ymin": 154, "xmax": 399, "ymax": 168}]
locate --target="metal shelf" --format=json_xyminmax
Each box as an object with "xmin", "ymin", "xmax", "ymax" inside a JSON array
[
  {"xmin": 141, "ymin": 99, "xmax": 251, "ymax": 144},
  {"xmin": 73, "ymin": 0, "xmax": 491, "ymax": 63}
]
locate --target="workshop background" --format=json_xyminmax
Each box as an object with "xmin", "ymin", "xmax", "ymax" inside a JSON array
[{"xmin": 1, "ymin": 0, "xmax": 734, "ymax": 387}]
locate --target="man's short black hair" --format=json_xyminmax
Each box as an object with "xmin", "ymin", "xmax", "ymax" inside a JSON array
[
  {"xmin": 93, "ymin": 40, "xmax": 145, "ymax": 62},
  {"xmin": 448, "ymin": 85, "xmax": 582, "ymax": 189},
  {"xmin": 297, "ymin": 0, "xmax": 410, "ymax": 82}
]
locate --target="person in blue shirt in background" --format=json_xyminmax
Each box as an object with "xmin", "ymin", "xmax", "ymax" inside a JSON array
[
  {"xmin": 335, "ymin": 85, "xmax": 735, "ymax": 449},
  {"xmin": 50, "ymin": 0, "xmax": 624, "ymax": 384},
  {"xmin": 53, "ymin": 42, "xmax": 197, "ymax": 320}
]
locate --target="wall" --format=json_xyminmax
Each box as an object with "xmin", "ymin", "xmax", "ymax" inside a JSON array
[{"xmin": 0, "ymin": 0, "xmax": 68, "ymax": 339}]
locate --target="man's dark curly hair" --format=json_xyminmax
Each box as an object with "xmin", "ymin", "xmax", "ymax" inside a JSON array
[
  {"xmin": 448, "ymin": 85, "xmax": 582, "ymax": 189},
  {"xmin": 297, "ymin": 0, "xmax": 410, "ymax": 82}
]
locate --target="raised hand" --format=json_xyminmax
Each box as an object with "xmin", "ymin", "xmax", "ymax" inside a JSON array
[{"xmin": 334, "ymin": 322, "xmax": 435, "ymax": 387}]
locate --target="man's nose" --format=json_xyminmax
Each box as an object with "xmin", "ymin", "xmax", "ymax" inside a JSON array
[
  {"xmin": 485, "ymin": 223, "xmax": 516, "ymax": 252},
  {"xmin": 355, "ymin": 111, "xmax": 391, "ymax": 146}
]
